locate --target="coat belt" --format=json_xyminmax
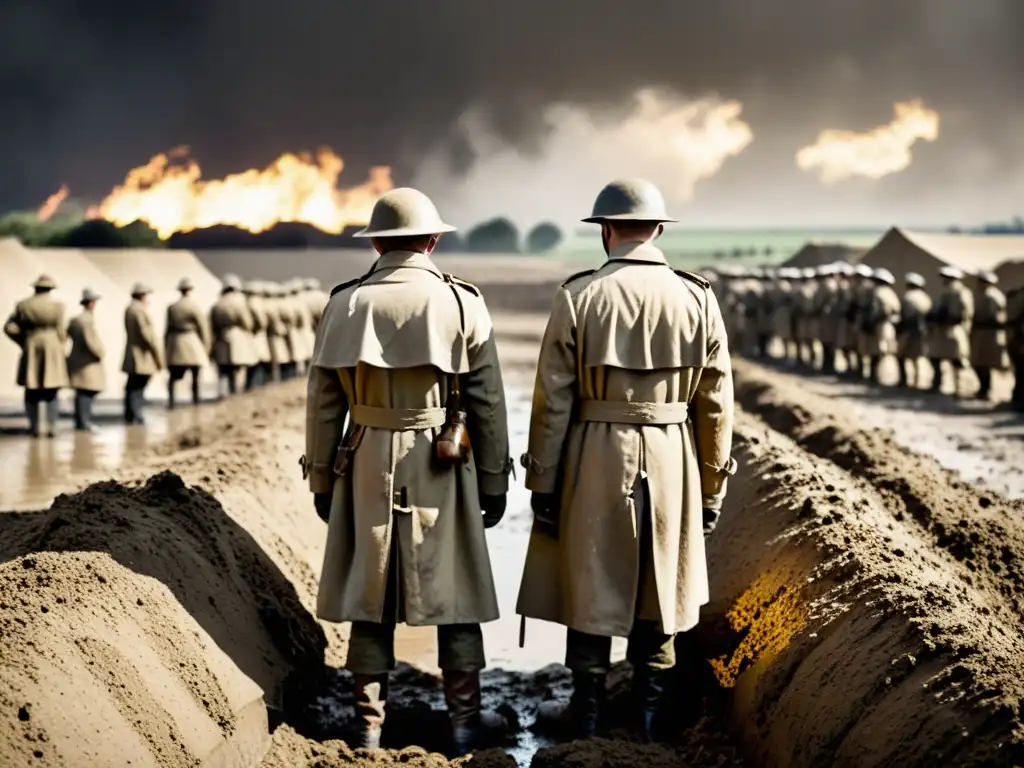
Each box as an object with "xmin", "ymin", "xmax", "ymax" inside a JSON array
[
  {"xmin": 350, "ymin": 404, "xmax": 447, "ymax": 430},
  {"xmin": 577, "ymin": 400, "xmax": 689, "ymax": 425}
]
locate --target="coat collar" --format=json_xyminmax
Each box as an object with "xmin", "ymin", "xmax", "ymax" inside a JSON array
[
  {"xmin": 607, "ymin": 241, "xmax": 668, "ymax": 265},
  {"xmin": 373, "ymin": 250, "xmax": 442, "ymax": 275}
]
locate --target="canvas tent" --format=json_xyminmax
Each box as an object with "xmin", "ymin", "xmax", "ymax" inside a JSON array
[
  {"xmin": 859, "ymin": 228, "xmax": 1024, "ymax": 294},
  {"xmin": 782, "ymin": 242, "xmax": 868, "ymax": 268}
]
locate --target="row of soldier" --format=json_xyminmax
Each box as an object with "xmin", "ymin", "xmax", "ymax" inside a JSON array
[
  {"xmin": 3, "ymin": 274, "xmax": 329, "ymax": 436},
  {"xmin": 714, "ymin": 262, "xmax": 1024, "ymax": 408}
]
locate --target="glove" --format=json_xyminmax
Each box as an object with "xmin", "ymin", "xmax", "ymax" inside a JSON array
[
  {"xmin": 531, "ymin": 491, "xmax": 560, "ymax": 535},
  {"xmin": 703, "ymin": 507, "xmax": 721, "ymax": 537},
  {"xmin": 481, "ymin": 493, "xmax": 507, "ymax": 529},
  {"xmin": 314, "ymin": 492, "xmax": 332, "ymax": 523}
]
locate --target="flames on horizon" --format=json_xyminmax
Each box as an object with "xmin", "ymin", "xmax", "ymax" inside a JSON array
[{"xmin": 38, "ymin": 147, "xmax": 393, "ymax": 239}]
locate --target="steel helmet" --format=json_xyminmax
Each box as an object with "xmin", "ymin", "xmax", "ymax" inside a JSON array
[
  {"xmin": 354, "ymin": 188, "xmax": 456, "ymax": 238},
  {"xmin": 976, "ymin": 270, "xmax": 998, "ymax": 285},
  {"xmin": 854, "ymin": 264, "xmax": 874, "ymax": 278},
  {"xmin": 177, "ymin": 277, "xmax": 194, "ymax": 291},
  {"xmin": 939, "ymin": 265, "xmax": 964, "ymax": 280},
  {"xmin": 582, "ymin": 178, "xmax": 677, "ymax": 223},
  {"xmin": 222, "ymin": 274, "xmax": 243, "ymax": 292},
  {"xmin": 905, "ymin": 272, "xmax": 926, "ymax": 288},
  {"xmin": 873, "ymin": 268, "xmax": 896, "ymax": 285}
]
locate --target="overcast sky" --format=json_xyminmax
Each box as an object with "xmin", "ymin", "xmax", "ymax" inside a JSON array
[{"xmin": 2, "ymin": 0, "xmax": 1023, "ymax": 229}]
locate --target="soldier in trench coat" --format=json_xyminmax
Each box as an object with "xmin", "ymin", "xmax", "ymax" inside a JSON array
[
  {"xmin": 122, "ymin": 283, "xmax": 163, "ymax": 425},
  {"xmin": 970, "ymin": 271, "xmax": 1009, "ymax": 401},
  {"xmin": 927, "ymin": 266, "xmax": 974, "ymax": 396},
  {"xmin": 861, "ymin": 268, "xmax": 902, "ymax": 384},
  {"xmin": 244, "ymin": 281, "xmax": 272, "ymax": 390},
  {"xmin": 516, "ymin": 179, "xmax": 736, "ymax": 741},
  {"xmin": 303, "ymin": 188, "xmax": 512, "ymax": 755},
  {"xmin": 896, "ymin": 273, "xmax": 933, "ymax": 389},
  {"xmin": 4, "ymin": 274, "xmax": 69, "ymax": 437},
  {"xmin": 264, "ymin": 283, "xmax": 293, "ymax": 382},
  {"xmin": 210, "ymin": 274, "xmax": 257, "ymax": 398},
  {"xmin": 165, "ymin": 277, "xmax": 211, "ymax": 408},
  {"xmin": 66, "ymin": 288, "xmax": 106, "ymax": 431}
]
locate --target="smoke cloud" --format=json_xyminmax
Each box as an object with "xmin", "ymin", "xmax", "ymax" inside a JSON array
[{"xmin": 2, "ymin": 0, "xmax": 1024, "ymax": 228}]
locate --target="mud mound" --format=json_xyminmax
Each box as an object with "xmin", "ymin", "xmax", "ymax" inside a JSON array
[
  {"xmin": 0, "ymin": 469, "xmax": 326, "ymax": 767},
  {"xmin": 698, "ymin": 411, "xmax": 1024, "ymax": 767}
]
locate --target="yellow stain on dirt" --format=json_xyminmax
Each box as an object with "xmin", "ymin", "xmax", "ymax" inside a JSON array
[{"xmin": 709, "ymin": 570, "xmax": 808, "ymax": 688}]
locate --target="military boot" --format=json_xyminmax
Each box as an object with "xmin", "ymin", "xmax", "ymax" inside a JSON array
[
  {"xmin": 929, "ymin": 360, "xmax": 944, "ymax": 392},
  {"xmin": 442, "ymin": 670, "xmax": 507, "ymax": 756},
  {"xmin": 26, "ymin": 396, "xmax": 41, "ymax": 438},
  {"xmin": 536, "ymin": 671, "xmax": 606, "ymax": 741},
  {"xmin": 352, "ymin": 674, "xmax": 387, "ymax": 749},
  {"xmin": 630, "ymin": 668, "xmax": 671, "ymax": 741}
]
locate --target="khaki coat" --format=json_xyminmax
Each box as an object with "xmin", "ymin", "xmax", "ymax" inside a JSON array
[
  {"xmin": 265, "ymin": 299, "xmax": 293, "ymax": 365},
  {"xmin": 122, "ymin": 300, "xmax": 164, "ymax": 375},
  {"xmin": 928, "ymin": 281, "xmax": 973, "ymax": 362},
  {"xmin": 67, "ymin": 310, "xmax": 106, "ymax": 392},
  {"xmin": 971, "ymin": 286, "xmax": 1009, "ymax": 370},
  {"xmin": 4, "ymin": 293, "xmax": 69, "ymax": 390},
  {"xmin": 516, "ymin": 242, "xmax": 735, "ymax": 638},
  {"xmin": 897, "ymin": 288, "xmax": 933, "ymax": 359},
  {"xmin": 306, "ymin": 250, "xmax": 510, "ymax": 626},
  {"xmin": 165, "ymin": 296, "xmax": 211, "ymax": 367},
  {"xmin": 247, "ymin": 295, "xmax": 272, "ymax": 364},
  {"xmin": 210, "ymin": 291, "xmax": 257, "ymax": 367},
  {"xmin": 862, "ymin": 284, "xmax": 901, "ymax": 356}
]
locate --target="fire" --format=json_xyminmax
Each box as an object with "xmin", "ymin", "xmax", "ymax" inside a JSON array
[
  {"xmin": 795, "ymin": 100, "xmax": 940, "ymax": 183},
  {"xmin": 86, "ymin": 147, "xmax": 393, "ymax": 238},
  {"xmin": 37, "ymin": 184, "xmax": 70, "ymax": 222}
]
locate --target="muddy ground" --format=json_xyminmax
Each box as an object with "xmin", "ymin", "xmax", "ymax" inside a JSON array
[{"xmin": 2, "ymin": 313, "xmax": 1024, "ymax": 767}]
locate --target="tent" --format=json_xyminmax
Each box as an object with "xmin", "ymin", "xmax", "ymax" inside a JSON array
[
  {"xmin": 782, "ymin": 242, "xmax": 867, "ymax": 268},
  {"xmin": 859, "ymin": 228, "xmax": 1024, "ymax": 294},
  {"xmin": 995, "ymin": 259, "xmax": 1024, "ymax": 293}
]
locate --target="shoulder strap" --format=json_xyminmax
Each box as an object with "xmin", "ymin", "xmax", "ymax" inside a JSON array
[
  {"xmin": 672, "ymin": 269, "xmax": 711, "ymax": 290},
  {"xmin": 561, "ymin": 268, "xmax": 596, "ymax": 287},
  {"xmin": 442, "ymin": 274, "xmax": 468, "ymax": 395},
  {"xmin": 445, "ymin": 274, "xmax": 481, "ymax": 297}
]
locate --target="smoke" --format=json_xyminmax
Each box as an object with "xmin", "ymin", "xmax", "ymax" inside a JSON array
[{"xmin": 2, "ymin": 0, "xmax": 1024, "ymax": 227}]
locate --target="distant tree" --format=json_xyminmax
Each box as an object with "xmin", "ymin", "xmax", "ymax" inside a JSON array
[
  {"xmin": 763, "ymin": 245, "xmax": 774, "ymax": 256},
  {"xmin": 526, "ymin": 222, "xmax": 563, "ymax": 253},
  {"xmin": 466, "ymin": 217, "xmax": 520, "ymax": 253},
  {"xmin": 46, "ymin": 218, "xmax": 163, "ymax": 248}
]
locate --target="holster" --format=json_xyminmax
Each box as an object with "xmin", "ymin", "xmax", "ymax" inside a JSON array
[
  {"xmin": 334, "ymin": 424, "xmax": 365, "ymax": 476},
  {"xmin": 434, "ymin": 381, "xmax": 471, "ymax": 467}
]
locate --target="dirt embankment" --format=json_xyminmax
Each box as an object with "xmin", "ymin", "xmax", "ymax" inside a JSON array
[{"xmin": 700, "ymin": 360, "xmax": 1024, "ymax": 767}]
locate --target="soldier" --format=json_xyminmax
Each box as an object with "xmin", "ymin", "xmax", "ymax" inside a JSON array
[
  {"xmin": 516, "ymin": 179, "xmax": 736, "ymax": 741},
  {"xmin": 305, "ymin": 277, "xmax": 329, "ymax": 332},
  {"xmin": 833, "ymin": 264, "xmax": 855, "ymax": 374},
  {"xmin": 264, "ymin": 283, "xmax": 293, "ymax": 382},
  {"xmin": 165, "ymin": 277, "xmax": 211, "ymax": 408},
  {"xmin": 927, "ymin": 266, "xmax": 974, "ymax": 396},
  {"xmin": 816, "ymin": 264, "xmax": 842, "ymax": 374},
  {"xmin": 861, "ymin": 268, "xmax": 901, "ymax": 384},
  {"xmin": 244, "ymin": 280, "xmax": 272, "ymax": 390},
  {"xmin": 122, "ymin": 283, "xmax": 163, "ymax": 425},
  {"xmin": 971, "ymin": 271, "xmax": 1009, "ymax": 401},
  {"xmin": 285, "ymin": 279, "xmax": 313, "ymax": 376},
  {"xmin": 848, "ymin": 264, "xmax": 875, "ymax": 378},
  {"xmin": 1006, "ymin": 285, "xmax": 1024, "ymax": 409},
  {"xmin": 754, "ymin": 269, "xmax": 775, "ymax": 358},
  {"xmin": 795, "ymin": 268, "xmax": 819, "ymax": 368},
  {"xmin": 772, "ymin": 269, "xmax": 795, "ymax": 362},
  {"xmin": 66, "ymin": 288, "xmax": 106, "ymax": 431},
  {"xmin": 896, "ymin": 273, "xmax": 933, "ymax": 389},
  {"xmin": 303, "ymin": 188, "xmax": 512, "ymax": 754},
  {"xmin": 4, "ymin": 275, "xmax": 69, "ymax": 437},
  {"xmin": 210, "ymin": 274, "xmax": 257, "ymax": 398}
]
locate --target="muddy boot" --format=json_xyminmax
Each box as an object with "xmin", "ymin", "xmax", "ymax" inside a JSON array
[
  {"xmin": 352, "ymin": 674, "xmax": 387, "ymax": 749},
  {"xmin": 442, "ymin": 670, "xmax": 506, "ymax": 756},
  {"xmin": 537, "ymin": 671, "xmax": 606, "ymax": 740},
  {"xmin": 629, "ymin": 669, "xmax": 671, "ymax": 741}
]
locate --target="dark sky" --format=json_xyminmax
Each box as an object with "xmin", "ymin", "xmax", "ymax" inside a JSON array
[{"xmin": 2, "ymin": 0, "xmax": 1023, "ymax": 227}]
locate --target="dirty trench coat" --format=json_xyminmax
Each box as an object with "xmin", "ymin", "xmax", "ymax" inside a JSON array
[
  {"xmin": 122, "ymin": 300, "xmax": 163, "ymax": 375},
  {"xmin": 4, "ymin": 293, "xmax": 69, "ymax": 390},
  {"xmin": 928, "ymin": 282, "xmax": 974, "ymax": 362},
  {"xmin": 897, "ymin": 288, "xmax": 932, "ymax": 359},
  {"xmin": 165, "ymin": 297, "xmax": 211, "ymax": 367},
  {"xmin": 67, "ymin": 310, "xmax": 106, "ymax": 392},
  {"xmin": 210, "ymin": 292, "xmax": 257, "ymax": 367},
  {"xmin": 516, "ymin": 242, "xmax": 735, "ymax": 638},
  {"xmin": 863, "ymin": 284, "xmax": 901, "ymax": 356},
  {"xmin": 305, "ymin": 251, "xmax": 511, "ymax": 626}
]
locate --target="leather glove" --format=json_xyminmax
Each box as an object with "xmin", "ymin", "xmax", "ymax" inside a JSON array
[
  {"xmin": 314, "ymin": 492, "xmax": 332, "ymax": 523},
  {"xmin": 481, "ymin": 493, "xmax": 507, "ymax": 529},
  {"xmin": 703, "ymin": 507, "xmax": 721, "ymax": 537},
  {"xmin": 531, "ymin": 492, "xmax": 560, "ymax": 535}
]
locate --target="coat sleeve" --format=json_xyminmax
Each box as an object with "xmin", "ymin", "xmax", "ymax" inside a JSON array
[
  {"xmin": 305, "ymin": 365, "xmax": 349, "ymax": 494},
  {"xmin": 692, "ymin": 289, "xmax": 736, "ymax": 511},
  {"xmin": 140, "ymin": 311, "xmax": 163, "ymax": 367},
  {"xmin": 524, "ymin": 288, "xmax": 578, "ymax": 494},
  {"xmin": 4, "ymin": 309, "xmax": 23, "ymax": 346},
  {"xmin": 198, "ymin": 308, "xmax": 212, "ymax": 351},
  {"xmin": 239, "ymin": 303, "xmax": 255, "ymax": 333},
  {"xmin": 462, "ymin": 299, "xmax": 511, "ymax": 497}
]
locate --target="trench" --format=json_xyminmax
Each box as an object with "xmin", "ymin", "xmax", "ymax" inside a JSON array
[{"xmin": 2, "ymin": 361, "xmax": 1023, "ymax": 767}]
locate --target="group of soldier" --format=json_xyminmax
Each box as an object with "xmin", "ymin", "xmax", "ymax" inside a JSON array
[
  {"xmin": 304, "ymin": 181, "xmax": 734, "ymax": 755},
  {"xmin": 3, "ymin": 275, "xmax": 328, "ymax": 436},
  {"xmin": 714, "ymin": 262, "xmax": 1024, "ymax": 408}
]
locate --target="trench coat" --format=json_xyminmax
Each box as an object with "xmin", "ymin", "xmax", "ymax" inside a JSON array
[
  {"xmin": 862, "ymin": 284, "xmax": 901, "ymax": 356},
  {"xmin": 305, "ymin": 250, "xmax": 510, "ymax": 626},
  {"xmin": 516, "ymin": 242, "xmax": 736, "ymax": 638},
  {"xmin": 122, "ymin": 300, "xmax": 163, "ymax": 375},
  {"xmin": 165, "ymin": 297, "xmax": 211, "ymax": 367},
  {"xmin": 898, "ymin": 288, "xmax": 932, "ymax": 359},
  {"xmin": 210, "ymin": 292, "xmax": 257, "ymax": 367},
  {"xmin": 265, "ymin": 298, "xmax": 293, "ymax": 365},
  {"xmin": 67, "ymin": 310, "xmax": 106, "ymax": 392},
  {"xmin": 928, "ymin": 281, "xmax": 973, "ymax": 362},
  {"xmin": 971, "ymin": 286, "xmax": 1009, "ymax": 370},
  {"xmin": 4, "ymin": 293, "xmax": 69, "ymax": 390},
  {"xmin": 247, "ymin": 295, "xmax": 272, "ymax": 364},
  {"xmin": 286, "ymin": 297, "xmax": 313, "ymax": 364}
]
